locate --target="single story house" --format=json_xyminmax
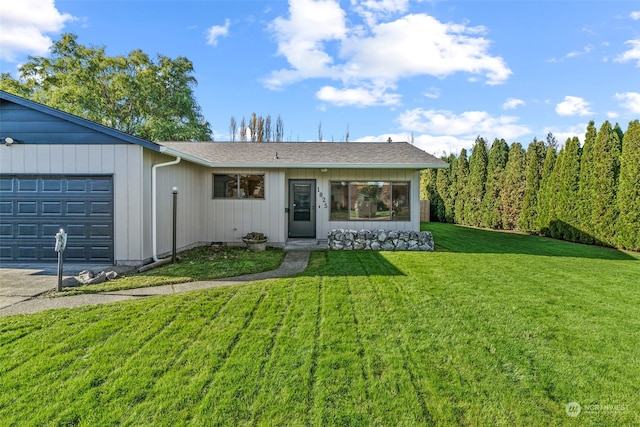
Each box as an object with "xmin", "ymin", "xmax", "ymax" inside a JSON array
[{"xmin": 0, "ymin": 90, "xmax": 448, "ymax": 265}]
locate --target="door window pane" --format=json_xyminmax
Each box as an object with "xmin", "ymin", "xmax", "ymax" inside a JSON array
[{"xmin": 293, "ymin": 184, "xmax": 311, "ymax": 221}]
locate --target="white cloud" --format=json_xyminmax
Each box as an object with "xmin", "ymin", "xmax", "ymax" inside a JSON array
[
  {"xmin": 607, "ymin": 111, "xmax": 620, "ymax": 119},
  {"xmin": 266, "ymin": 1, "xmax": 511, "ymax": 106},
  {"xmin": 394, "ymin": 108, "xmax": 530, "ymax": 154},
  {"xmin": 206, "ymin": 19, "xmax": 230, "ymax": 46},
  {"xmin": 356, "ymin": 132, "xmax": 467, "ymax": 157},
  {"xmin": 615, "ymin": 40, "xmax": 640, "ymax": 66},
  {"xmin": 566, "ymin": 44, "xmax": 593, "ymax": 58},
  {"xmin": 316, "ymin": 85, "xmax": 400, "ymax": 106},
  {"xmin": 398, "ymin": 108, "xmax": 530, "ymax": 138},
  {"xmin": 503, "ymin": 98, "xmax": 525, "ymax": 110},
  {"xmin": 424, "ymin": 87, "xmax": 440, "ymax": 99},
  {"xmin": 615, "ymin": 92, "xmax": 640, "ymax": 114},
  {"xmin": 630, "ymin": 11, "xmax": 640, "ymax": 20},
  {"xmin": 353, "ymin": 0, "xmax": 410, "ymax": 27},
  {"xmin": 543, "ymin": 125, "xmax": 585, "ymax": 146},
  {"xmin": 0, "ymin": 0, "xmax": 74, "ymax": 61},
  {"xmin": 555, "ymin": 96, "xmax": 593, "ymax": 116}
]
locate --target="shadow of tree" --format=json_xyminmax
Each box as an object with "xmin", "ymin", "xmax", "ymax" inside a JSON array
[
  {"xmin": 298, "ymin": 250, "xmax": 406, "ymax": 277},
  {"xmin": 426, "ymin": 222, "xmax": 636, "ymax": 261}
]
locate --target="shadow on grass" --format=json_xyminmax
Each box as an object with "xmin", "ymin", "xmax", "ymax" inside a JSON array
[
  {"xmin": 424, "ymin": 222, "xmax": 637, "ymax": 261},
  {"xmin": 299, "ymin": 250, "xmax": 406, "ymax": 277}
]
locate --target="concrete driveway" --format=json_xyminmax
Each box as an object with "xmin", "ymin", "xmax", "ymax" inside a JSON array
[{"xmin": 0, "ymin": 263, "xmax": 130, "ymax": 310}]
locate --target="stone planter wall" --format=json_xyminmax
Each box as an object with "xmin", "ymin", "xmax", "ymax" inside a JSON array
[{"xmin": 328, "ymin": 229, "xmax": 434, "ymax": 251}]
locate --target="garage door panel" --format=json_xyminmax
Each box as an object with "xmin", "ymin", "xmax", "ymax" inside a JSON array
[
  {"xmin": 0, "ymin": 201, "xmax": 12, "ymax": 215},
  {"xmin": 17, "ymin": 224, "xmax": 37, "ymax": 238},
  {"xmin": 17, "ymin": 179, "xmax": 37, "ymax": 192},
  {"xmin": 0, "ymin": 178, "xmax": 13, "ymax": 192},
  {"xmin": 0, "ymin": 175, "xmax": 114, "ymax": 263},
  {"xmin": 42, "ymin": 179, "xmax": 63, "ymax": 192},
  {"xmin": 42, "ymin": 201, "xmax": 63, "ymax": 214},
  {"xmin": 0, "ymin": 224, "xmax": 12, "ymax": 237},
  {"xmin": 17, "ymin": 202, "xmax": 36, "ymax": 214},
  {"xmin": 66, "ymin": 179, "xmax": 87, "ymax": 192},
  {"xmin": 90, "ymin": 201, "xmax": 112, "ymax": 215}
]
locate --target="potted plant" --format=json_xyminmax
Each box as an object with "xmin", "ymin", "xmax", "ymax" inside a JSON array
[{"xmin": 242, "ymin": 232, "xmax": 268, "ymax": 251}]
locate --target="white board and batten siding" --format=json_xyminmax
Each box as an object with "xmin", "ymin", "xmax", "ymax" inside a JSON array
[
  {"xmin": 143, "ymin": 151, "xmax": 210, "ymax": 259},
  {"xmin": 286, "ymin": 168, "xmax": 422, "ymax": 240},
  {"xmin": 0, "ymin": 143, "xmax": 145, "ymax": 264},
  {"xmin": 205, "ymin": 168, "xmax": 286, "ymax": 244}
]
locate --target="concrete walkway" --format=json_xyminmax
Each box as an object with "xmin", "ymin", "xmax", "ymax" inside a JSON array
[{"xmin": 0, "ymin": 251, "xmax": 310, "ymax": 317}]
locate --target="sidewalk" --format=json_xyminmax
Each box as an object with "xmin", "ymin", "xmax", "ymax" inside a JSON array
[{"xmin": 0, "ymin": 251, "xmax": 310, "ymax": 317}]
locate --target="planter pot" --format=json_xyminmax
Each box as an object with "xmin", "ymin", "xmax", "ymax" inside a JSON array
[{"xmin": 244, "ymin": 240, "xmax": 267, "ymax": 251}]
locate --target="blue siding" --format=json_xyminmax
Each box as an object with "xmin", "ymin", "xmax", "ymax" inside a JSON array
[{"xmin": 0, "ymin": 91, "xmax": 160, "ymax": 150}]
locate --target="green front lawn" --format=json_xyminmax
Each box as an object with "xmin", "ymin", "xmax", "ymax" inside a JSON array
[
  {"xmin": 1, "ymin": 223, "xmax": 639, "ymax": 425},
  {"xmin": 61, "ymin": 245, "xmax": 285, "ymax": 295}
]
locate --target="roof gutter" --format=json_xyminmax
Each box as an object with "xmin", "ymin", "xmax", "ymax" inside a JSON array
[
  {"xmin": 152, "ymin": 155, "xmax": 181, "ymax": 262},
  {"xmin": 159, "ymin": 145, "xmax": 215, "ymax": 167}
]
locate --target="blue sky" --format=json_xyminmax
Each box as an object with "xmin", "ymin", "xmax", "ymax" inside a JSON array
[{"xmin": 1, "ymin": 0, "xmax": 639, "ymax": 155}]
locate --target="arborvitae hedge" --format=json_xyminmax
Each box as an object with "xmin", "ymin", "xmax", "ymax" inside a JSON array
[
  {"xmin": 617, "ymin": 120, "xmax": 640, "ymax": 251},
  {"xmin": 535, "ymin": 146, "xmax": 558, "ymax": 235},
  {"xmin": 420, "ymin": 121, "xmax": 638, "ymax": 251},
  {"xmin": 454, "ymin": 149, "xmax": 469, "ymax": 224},
  {"xmin": 463, "ymin": 137, "xmax": 488, "ymax": 227},
  {"xmin": 481, "ymin": 139, "xmax": 509, "ymax": 229},
  {"xmin": 590, "ymin": 121, "xmax": 622, "ymax": 246},
  {"xmin": 577, "ymin": 121, "xmax": 598, "ymax": 243},
  {"xmin": 499, "ymin": 143, "xmax": 527, "ymax": 230},
  {"xmin": 518, "ymin": 139, "xmax": 546, "ymax": 232}
]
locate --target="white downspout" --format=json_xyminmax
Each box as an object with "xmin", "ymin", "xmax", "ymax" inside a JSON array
[{"xmin": 152, "ymin": 156, "xmax": 181, "ymax": 262}]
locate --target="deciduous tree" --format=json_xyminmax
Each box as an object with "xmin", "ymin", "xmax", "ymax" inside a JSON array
[{"xmin": 0, "ymin": 33, "xmax": 211, "ymax": 141}]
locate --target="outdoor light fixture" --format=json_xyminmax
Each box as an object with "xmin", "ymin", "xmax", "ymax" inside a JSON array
[
  {"xmin": 2, "ymin": 137, "xmax": 15, "ymax": 146},
  {"xmin": 320, "ymin": 168, "xmax": 328, "ymax": 173}
]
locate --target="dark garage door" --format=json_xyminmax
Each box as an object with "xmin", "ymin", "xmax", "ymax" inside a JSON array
[{"xmin": 0, "ymin": 175, "xmax": 114, "ymax": 263}]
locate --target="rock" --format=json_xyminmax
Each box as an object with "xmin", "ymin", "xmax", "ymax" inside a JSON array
[{"xmin": 328, "ymin": 229, "xmax": 435, "ymax": 252}]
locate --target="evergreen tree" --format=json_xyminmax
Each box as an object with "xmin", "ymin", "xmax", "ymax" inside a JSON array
[
  {"xmin": 499, "ymin": 143, "xmax": 527, "ymax": 229},
  {"xmin": 463, "ymin": 137, "xmax": 489, "ymax": 226},
  {"xmin": 551, "ymin": 137, "xmax": 582, "ymax": 241},
  {"xmin": 436, "ymin": 154, "xmax": 458, "ymax": 224},
  {"xmin": 616, "ymin": 120, "xmax": 640, "ymax": 251},
  {"xmin": 436, "ymin": 155, "xmax": 456, "ymax": 223},
  {"xmin": 577, "ymin": 121, "xmax": 598, "ymax": 243},
  {"xmin": 535, "ymin": 146, "xmax": 558, "ymax": 234},
  {"xmin": 518, "ymin": 138, "xmax": 546, "ymax": 232},
  {"xmin": 420, "ymin": 169, "xmax": 443, "ymax": 221},
  {"xmin": 590, "ymin": 121, "xmax": 622, "ymax": 246},
  {"xmin": 480, "ymin": 139, "xmax": 509, "ymax": 228},
  {"xmin": 454, "ymin": 149, "xmax": 469, "ymax": 224}
]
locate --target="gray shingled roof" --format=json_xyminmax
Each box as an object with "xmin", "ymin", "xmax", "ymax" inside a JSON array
[{"xmin": 159, "ymin": 142, "xmax": 448, "ymax": 169}]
